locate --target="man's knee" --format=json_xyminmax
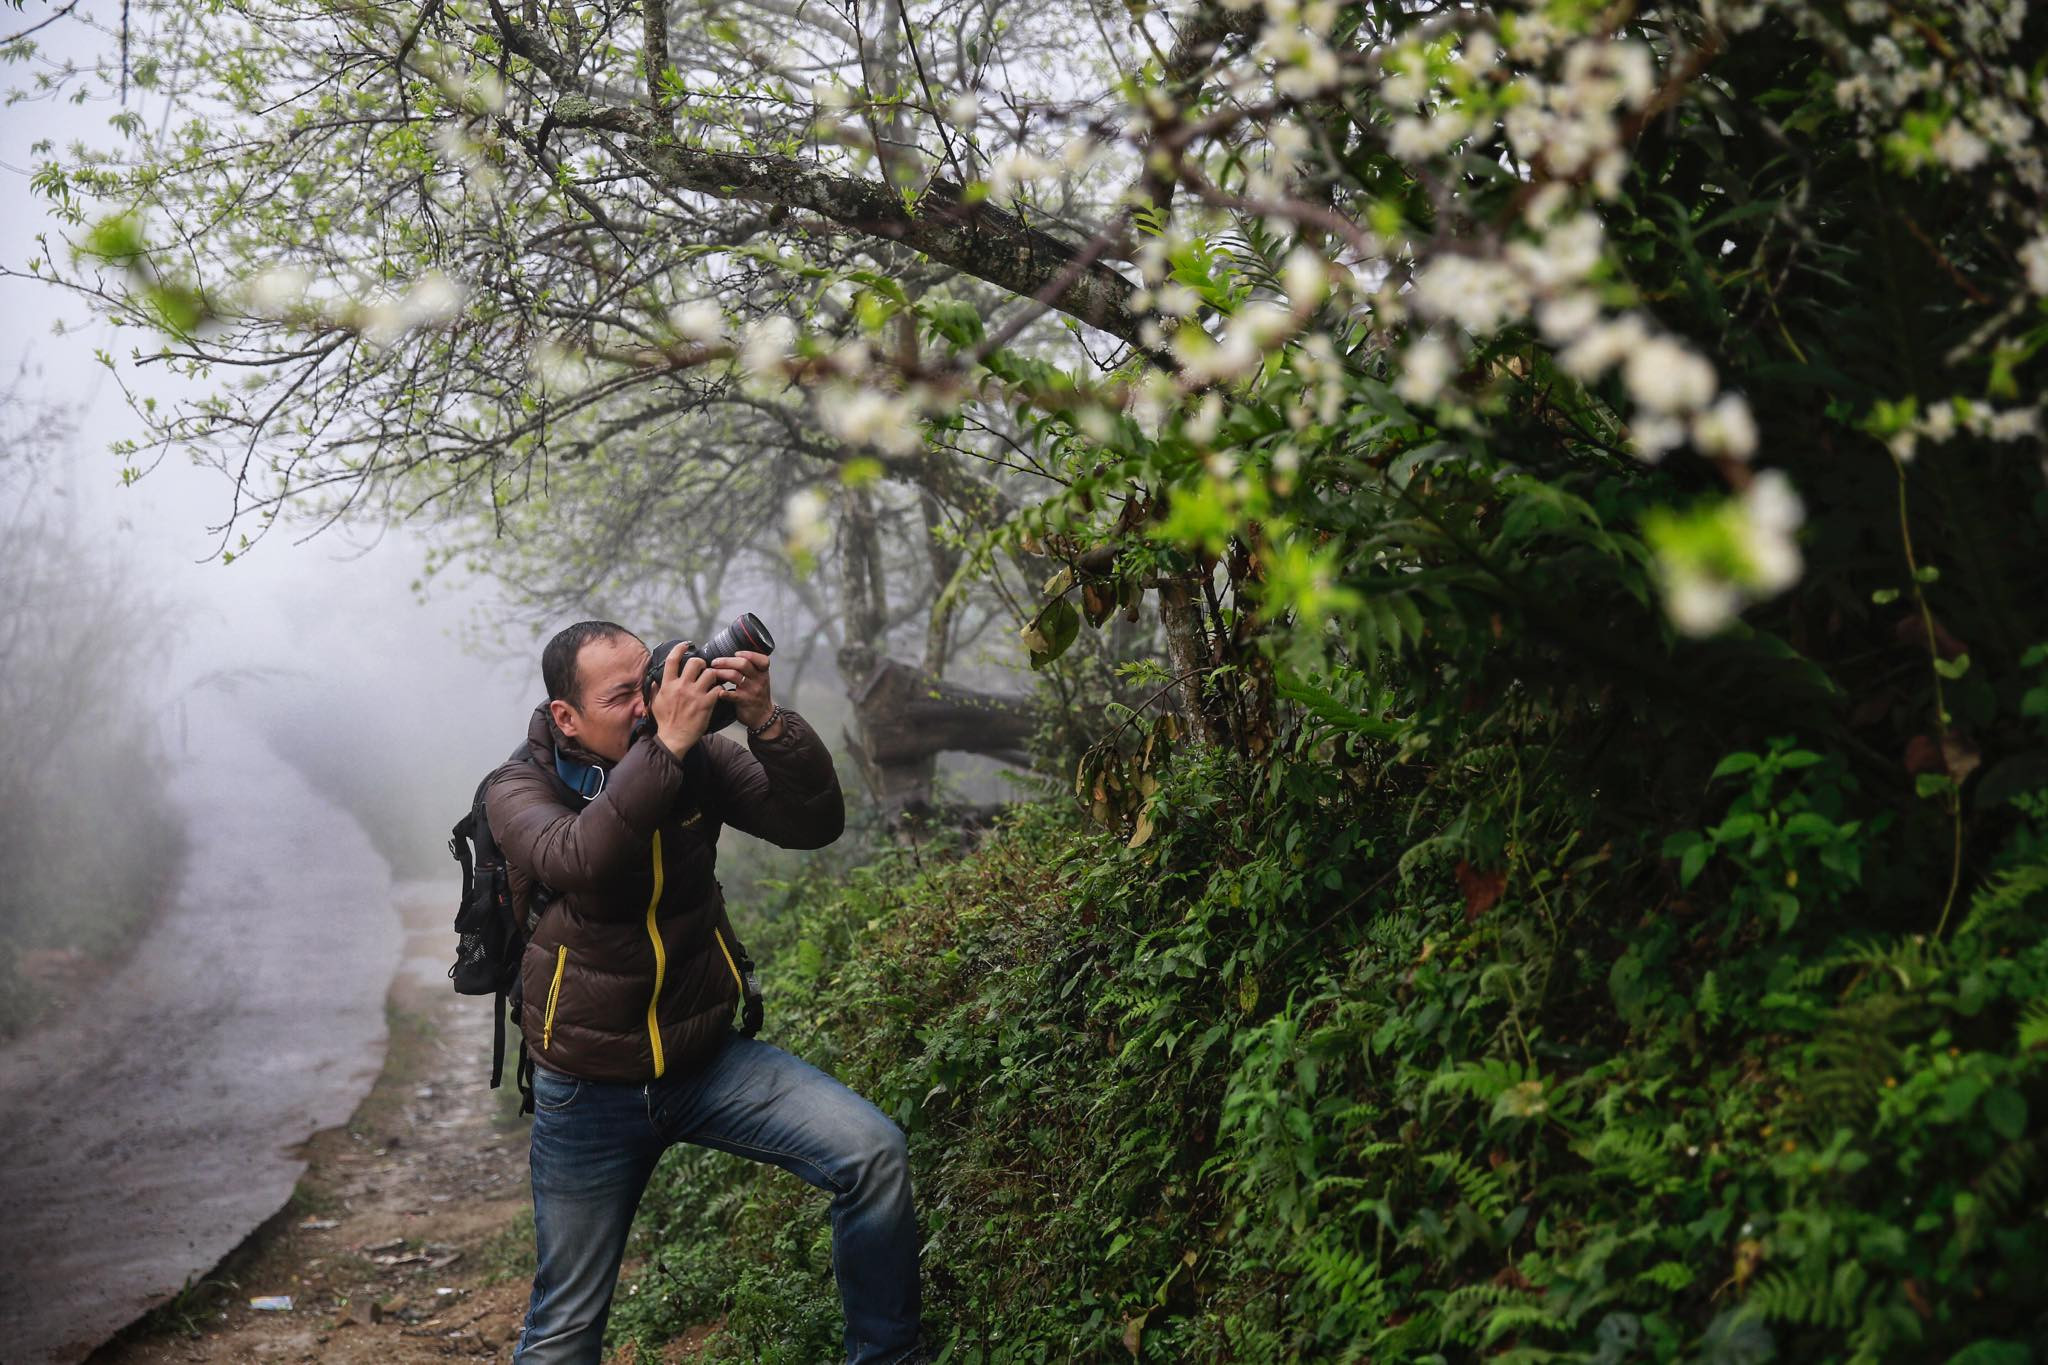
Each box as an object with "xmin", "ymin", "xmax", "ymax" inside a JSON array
[{"xmin": 844, "ymin": 1110, "xmax": 911, "ymax": 1197}]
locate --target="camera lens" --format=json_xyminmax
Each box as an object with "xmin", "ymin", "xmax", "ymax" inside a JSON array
[{"xmin": 702, "ymin": 612, "xmax": 775, "ymax": 662}]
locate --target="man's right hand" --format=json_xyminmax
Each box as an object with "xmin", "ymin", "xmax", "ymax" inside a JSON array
[{"xmin": 650, "ymin": 645, "xmax": 725, "ymax": 759}]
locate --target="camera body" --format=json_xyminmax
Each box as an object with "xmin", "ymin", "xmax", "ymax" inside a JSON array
[{"xmin": 643, "ymin": 613, "xmax": 776, "ymax": 733}]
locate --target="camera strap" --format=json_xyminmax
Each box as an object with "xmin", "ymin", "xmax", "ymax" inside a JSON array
[{"xmin": 553, "ymin": 747, "xmax": 607, "ymax": 801}]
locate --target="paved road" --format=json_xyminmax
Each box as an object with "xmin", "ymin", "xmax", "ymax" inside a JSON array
[{"xmin": 0, "ymin": 710, "xmax": 403, "ymax": 1364}]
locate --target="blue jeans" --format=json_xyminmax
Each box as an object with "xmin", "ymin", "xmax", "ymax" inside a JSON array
[{"xmin": 513, "ymin": 1035, "xmax": 921, "ymax": 1365}]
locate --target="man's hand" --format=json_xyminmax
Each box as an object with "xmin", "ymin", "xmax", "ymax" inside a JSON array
[
  {"xmin": 650, "ymin": 645, "xmax": 726, "ymax": 759},
  {"xmin": 707, "ymin": 650, "xmax": 777, "ymax": 734}
]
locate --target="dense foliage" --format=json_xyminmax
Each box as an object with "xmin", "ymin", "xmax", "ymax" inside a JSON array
[{"xmin": 611, "ymin": 713, "xmax": 2048, "ymax": 1362}]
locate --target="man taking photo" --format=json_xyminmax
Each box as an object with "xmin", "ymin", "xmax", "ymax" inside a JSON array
[{"xmin": 485, "ymin": 619, "xmax": 924, "ymax": 1364}]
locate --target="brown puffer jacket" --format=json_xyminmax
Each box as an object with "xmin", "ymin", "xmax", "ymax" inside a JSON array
[{"xmin": 483, "ymin": 703, "xmax": 843, "ymax": 1084}]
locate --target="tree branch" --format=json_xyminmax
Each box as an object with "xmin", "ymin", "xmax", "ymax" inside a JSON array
[{"xmin": 549, "ymin": 96, "xmax": 1161, "ymax": 359}]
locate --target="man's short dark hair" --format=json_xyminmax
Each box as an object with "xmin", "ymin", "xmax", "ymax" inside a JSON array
[{"xmin": 543, "ymin": 620, "xmax": 640, "ymax": 708}]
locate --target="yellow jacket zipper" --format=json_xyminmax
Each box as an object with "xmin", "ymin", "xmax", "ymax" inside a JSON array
[
  {"xmin": 542, "ymin": 945, "xmax": 567, "ymax": 1051},
  {"xmin": 644, "ymin": 831, "xmax": 668, "ymax": 1077}
]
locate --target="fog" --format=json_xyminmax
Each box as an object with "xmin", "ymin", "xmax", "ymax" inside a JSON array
[
  {"xmin": 0, "ymin": 19, "xmax": 609, "ymax": 1354},
  {"xmin": 2, "ymin": 13, "xmax": 551, "ymax": 879}
]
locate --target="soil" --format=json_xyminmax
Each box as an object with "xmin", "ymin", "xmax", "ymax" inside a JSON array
[{"xmin": 87, "ymin": 878, "xmax": 538, "ymax": 1364}]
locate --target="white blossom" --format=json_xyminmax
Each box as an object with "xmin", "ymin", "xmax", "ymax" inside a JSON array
[
  {"xmin": 1692, "ymin": 394, "xmax": 1760, "ymax": 461},
  {"xmin": 1988, "ymin": 406, "xmax": 2042, "ymax": 440},
  {"xmin": 784, "ymin": 486, "xmax": 830, "ymax": 559},
  {"xmin": 527, "ymin": 337, "xmax": 591, "ymax": 394},
  {"xmin": 987, "ymin": 150, "xmax": 1056, "ymax": 201},
  {"xmin": 1380, "ymin": 57, "xmax": 1429, "ymax": 107},
  {"xmin": 1388, "ymin": 109, "xmax": 1471, "ymax": 160},
  {"xmin": 1623, "ymin": 335, "xmax": 1717, "ymax": 415},
  {"xmin": 669, "ymin": 299, "xmax": 725, "ymax": 342},
  {"xmin": 1260, "ymin": 27, "xmax": 1341, "ymax": 97},
  {"xmin": 401, "ymin": 273, "xmax": 463, "ymax": 326},
  {"xmin": 1184, "ymin": 392, "xmax": 1225, "ymax": 444},
  {"xmin": 1665, "ymin": 573, "xmax": 1743, "ymax": 636},
  {"xmin": 1155, "ymin": 284, "xmax": 1201, "ymax": 317},
  {"xmin": 1630, "ymin": 414, "xmax": 1688, "ymax": 461},
  {"xmin": 431, "ymin": 123, "xmax": 479, "ymax": 168},
  {"xmin": 944, "ymin": 92, "xmax": 980, "ymax": 128},
  {"xmin": 819, "ymin": 386, "xmax": 921, "ymax": 455},
  {"xmin": 1412, "ymin": 254, "xmax": 1529, "ymax": 336},
  {"xmin": 247, "ymin": 266, "xmax": 310, "ymax": 316},
  {"xmin": 361, "ymin": 272, "xmax": 463, "ymax": 346},
  {"xmin": 1536, "ymin": 292, "xmax": 1600, "ymax": 343},
  {"xmin": 1177, "ymin": 301, "xmax": 1295, "ymax": 383},
  {"xmin": 1923, "ymin": 401, "xmax": 1958, "ymax": 443},
  {"xmin": 741, "ymin": 314, "xmax": 797, "ymax": 381},
  {"xmin": 2021, "ymin": 233, "xmax": 2048, "ymax": 294},
  {"xmin": 1283, "ymin": 246, "xmax": 1328, "ymax": 309},
  {"xmin": 1558, "ymin": 313, "xmax": 1647, "ymax": 380},
  {"xmin": 1740, "ymin": 470, "xmax": 1805, "ymax": 592},
  {"xmin": 1507, "ymin": 212, "xmax": 1604, "ymax": 291},
  {"xmin": 1268, "ymin": 119, "xmax": 1312, "ymax": 172},
  {"xmin": 1394, "ymin": 332, "xmax": 1458, "ymax": 405},
  {"xmin": 1933, "ymin": 122, "xmax": 1990, "ymax": 171}
]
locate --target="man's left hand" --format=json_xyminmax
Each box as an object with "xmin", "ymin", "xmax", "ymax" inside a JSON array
[{"xmin": 707, "ymin": 650, "xmax": 776, "ymax": 731}]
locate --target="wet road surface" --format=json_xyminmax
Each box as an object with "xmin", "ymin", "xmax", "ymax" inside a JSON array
[{"xmin": 0, "ymin": 711, "xmax": 403, "ymax": 1364}]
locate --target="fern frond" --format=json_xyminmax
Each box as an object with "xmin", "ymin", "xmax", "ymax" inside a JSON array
[
  {"xmin": 1421, "ymin": 1150, "xmax": 1510, "ymax": 1221},
  {"xmin": 2018, "ymin": 997, "xmax": 2048, "ymax": 1053},
  {"xmin": 1791, "ymin": 934, "xmax": 1950, "ymax": 992},
  {"xmin": 1480, "ymin": 1303, "xmax": 1569, "ymax": 1347},
  {"xmin": 1976, "ymin": 1137, "xmax": 2038, "ymax": 1218},
  {"xmin": 1291, "ymin": 1233, "xmax": 1386, "ymax": 1329},
  {"xmin": 1957, "ymin": 859, "xmax": 2048, "ymax": 941},
  {"xmin": 1579, "ymin": 1124, "xmax": 1673, "ymax": 1186},
  {"xmin": 1695, "ymin": 970, "xmax": 1723, "ymax": 1032},
  {"xmin": 1637, "ymin": 1260, "xmax": 1697, "ymax": 1292},
  {"xmin": 1426, "ymin": 1056, "xmax": 1532, "ymax": 1105},
  {"xmin": 1743, "ymin": 1260, "xmax": 1868, "ymax": 1330}
]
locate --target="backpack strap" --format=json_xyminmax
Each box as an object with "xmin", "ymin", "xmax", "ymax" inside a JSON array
[
  {"xmin": 489, "ymin": 986, "xmax": 509, "ymax": 1090},
  {"xmin": 449, "ymin": 810, "xmax": 476, "ymax": 914}
]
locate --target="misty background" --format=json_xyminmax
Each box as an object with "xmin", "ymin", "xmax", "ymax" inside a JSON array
[{"xmin": 0, "ymin": 7, "xmax": 880, "ymax": 1035}]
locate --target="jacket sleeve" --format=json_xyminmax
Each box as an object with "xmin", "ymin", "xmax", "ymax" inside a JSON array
[
  {"xmin": 705, "ymin": 709, "xmax": 846, "ymax": 849},
  {"xmin": 485, "ymin": 733, "xmax": 692, "ymax": 906}
]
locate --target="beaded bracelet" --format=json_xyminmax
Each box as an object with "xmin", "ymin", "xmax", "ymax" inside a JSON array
[{"xmin": 746, "ymin": 704, "xmax": 789, "ymax": 738}]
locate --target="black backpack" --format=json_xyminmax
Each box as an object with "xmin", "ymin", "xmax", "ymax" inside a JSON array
[{"xmin": 448, "ymin": 754, "xmax": 552, "ymax": 1112}]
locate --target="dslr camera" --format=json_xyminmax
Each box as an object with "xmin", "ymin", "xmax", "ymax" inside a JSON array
[{"xmin": 643, "ymin": 613, "xmax": 776, "ymax": 732}]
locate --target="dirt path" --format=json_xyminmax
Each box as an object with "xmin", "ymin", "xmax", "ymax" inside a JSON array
[
  {"xmin": 0, "ymin": 719, "xmax": 401, "ymax": 1365},
  {"xmin": 89, "ymin": 876, "xmax": 538, "ymax": 1364}
]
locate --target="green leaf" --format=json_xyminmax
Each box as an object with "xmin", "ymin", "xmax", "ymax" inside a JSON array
[
  {"xmin": 1944, "ymin": 1343, "xmax": 2032, "ymax": 1365},
  {"xmin": 1710, "ymin": 752, "xmax": 1760, "ymax": 780},
  {"xmin": 1026, "ymin": 598, "xmax": 1080, "ymax": 669},
  {"xmin": 1985, "ymin": 1087, "xmax": 2028, "ymax": 1143},
  {"xmin": 82, "ymin": 212, "xmax": 146, "ymax": 263},
  {"xmin": 1680, "ymin": 841, "xmax": 1712, "ymax": 888}
]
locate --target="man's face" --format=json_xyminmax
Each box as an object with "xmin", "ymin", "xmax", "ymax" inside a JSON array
[{"xmin": 549, "ymin": 632, "xmax": 651, "ymax": 763}]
